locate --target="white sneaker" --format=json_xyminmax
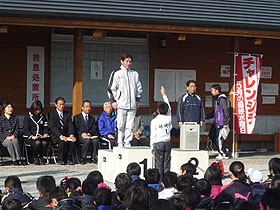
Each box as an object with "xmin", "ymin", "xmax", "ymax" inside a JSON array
[
  {"xmin": 223, "ymin": 156, "xmax": 229, "ymax": 159},
  {"xmin": 124, "ymin": 143, "xmax": 131, "ymax": 147},
  {"xmin": 216, "ymin": 154, "xmax": 223, "ymax": 160},
  {"xmin": 118, "ymin": 143, "xmax": 124, "ymax": 148}
]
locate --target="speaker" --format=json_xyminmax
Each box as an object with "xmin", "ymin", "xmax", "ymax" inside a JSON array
[{"xmin": 180, "ymin": 122, "xmax": 200, "ymax": 150}]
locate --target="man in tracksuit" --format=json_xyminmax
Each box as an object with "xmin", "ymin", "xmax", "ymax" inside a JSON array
[
  {"xmin": 108, "ymin": 53, "xmax": 142, "ymax": 147},
  {"xmin": 176, "ymin": 80, "xmax": 205, "ymax": 126},
  {"xmin": 207, "ymin": 84, "xmax": 230, "ymax": 159}
]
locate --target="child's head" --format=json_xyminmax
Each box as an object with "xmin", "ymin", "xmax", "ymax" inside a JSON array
[
  {"xmin": 132, "ymin": 179, "xmax": 148, "ymax": 188},
  {"xmin": 169, "ymin": 196, "xmax": 186, "ymax": 210},
  {"xmin": 94, "ymin": 187, "xmax": 112, "ymax": 206},
  {"xmin": 269, "ymin": 158, "xmax": 280, "ymax": 175},
  {"xmin": 229, "ymin": 161, "xmax": 247, "ymax": 183},
  {"xmin": 271, "ymin": 175, "xmax": 280, "ymax": 189},
  {"xmin": 5, "ymin": 176, "xmax": 21, "ymax": 191},
  {"xmin": 87, "ymin": 171, "xmax": 104, "ymax": 184},
  {"xmin": 123, "ymin": 186, "xmax": 149, "ymax": 210},
  {"xmin": 49, "ymin": 187, "xmax": 68, "ymax": 207},
  {"xmin": 194, "ymin": 179, "xmax": 212, "ymax": 197},
  {"xmin": 181, "ymin": 188, "xmax": 201, "ymax": 210},
  {"xmin": 204, "ymin": 165, "xmax": 222, "ymax": 186},
  {"xmin": 115, "ymin": 173, "xmax": 132, "ymax": 189},
  {"xmin": 180, "ymin": 158, "xmax": 198, "ymax": 176},
  {"xmin": 145, "ymin": 168, "xmax": 160, "ymax": 184},
  {"xmin": 117, "ymin": 185, "xmax": 130, "ymax": 202},
  {"xmin": 176, "ymin": 175, "xmax": 194, "ymax": 192},
  {"xmin": 150, "ymin": 199, "xmax": 172, "ymax": 210},
  {"xmin": 36, "ymin": 175, "xmax": 56, "ymax": 196},
  {"xmin": 247, "ymin": 168, "xmax": 263, "ymax": 184},
  {"xmin": 157, "ymin": 101, "xmax": 169, "ymax": 115},
  {"xmin": 161, "ymin": 172, "xmax": 177, "ymax": 189},
  {"xmin": 2, "ymin": 199, "xmax": 22, "ymax": 210},
  {"xmin": 126, "ymin": 162, "xmax": 141, "ymax": 177},
  {"xmin": 82, "ymin": 177, "xmax": 98, "ymax": 196},
  {"xmin": 65, "ymin": 177, "xmax": 81, "ymax": 194}
]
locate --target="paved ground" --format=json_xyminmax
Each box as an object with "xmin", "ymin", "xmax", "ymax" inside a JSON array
[{"xmin": 0, "ymin": 151, "xmax": 279, "ymax": 198}]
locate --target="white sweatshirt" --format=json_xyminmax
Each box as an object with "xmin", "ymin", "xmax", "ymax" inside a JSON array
[{"xmin": 150, "ymin": 95, "xmax": 172, "ymax": 150}]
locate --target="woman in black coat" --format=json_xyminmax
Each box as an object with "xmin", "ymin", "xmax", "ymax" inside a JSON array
[{"xmin": 23, "ymin": 100, "xmax": 49, "ymax": 165}]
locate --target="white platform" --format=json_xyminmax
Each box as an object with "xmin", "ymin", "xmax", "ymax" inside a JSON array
[
  {"xmin": 98, "ymin": 146, "xmax": 153, "ymax": 183},
  {"xmin": 97, "ymin": 149, "xmax": 114, "ymax": 182},
  {"xmin": 171, "ymin": 149, "xmax": 209, "ymax": 179},
  {"xmin": 98, "ymin": 147, "xmax": 209, "ymax": 182}
]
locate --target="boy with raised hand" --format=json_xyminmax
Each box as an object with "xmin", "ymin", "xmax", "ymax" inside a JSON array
[{"xmin": 150, "ymin": 86, "xmax": 172, "ymax": 177}]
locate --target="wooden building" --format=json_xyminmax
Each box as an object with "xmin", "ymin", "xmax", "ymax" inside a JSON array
[{"xmin": 0, "ymin": 1, "xmax": 280, "ymax": 150}]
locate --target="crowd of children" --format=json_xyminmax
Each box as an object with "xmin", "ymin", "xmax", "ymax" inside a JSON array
[{"xmin": 0, "ymin": 157, "xmax": 280, "ymax": 210}]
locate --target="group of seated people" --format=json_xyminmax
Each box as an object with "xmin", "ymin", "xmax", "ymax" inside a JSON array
[
  {"xmin": 0, "ymin": 97, "xmax": 149, "ymax": 166},
  {"xmin": 1, "ymin": 158, "xmax": 280, "ymax": 210}
]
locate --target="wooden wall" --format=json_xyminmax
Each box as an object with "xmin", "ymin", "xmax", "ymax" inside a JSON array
[
  {"xmin": 0, "ymin": 27, "xmax": 279, "ymax": 116},
  {"xmin": 149, "ymin": 33, "xmax": 280, "ymax": 115},
  {"xmin": 0, "ymin": 26, "xmax": 51, "ymax": 114}
]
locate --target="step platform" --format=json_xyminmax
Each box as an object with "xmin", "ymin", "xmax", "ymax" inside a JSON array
[
  {"xmin": 98, "ymin": 146, "xmax": 153, "ymax": 183},
  {"xmin": 98, "ymin": 147, "xmax": 209, "ymax": 182},
  {"xmin": 171, "ymin": 149, "xmax": 209, "ymax": 179}
]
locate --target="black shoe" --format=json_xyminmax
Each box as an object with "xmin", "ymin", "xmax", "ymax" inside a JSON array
[
  {"xmin": 13, "ymin": 161, "xmax": 19, "ymax": 166},
  {"xmin": 33, "ymin": 158, "xmax": 40, "ymax": 165},
  {"xmin": 80, "ymin": 158, "xmax": 87, "ymax": 165},
  {"xmin": 58, "ymin": 160, "xmax": 66, "ymax": 165},
  {"xmin": 67, "ymin": 160, "xmax": 74, "ymax": 165},
  {"xmin": 39, "ymin": 158, "xmax": 46, "ymax": 165}
]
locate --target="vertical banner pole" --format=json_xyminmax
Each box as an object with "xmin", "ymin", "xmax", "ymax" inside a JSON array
[{"xmin": 232, "ymin": 53, "xmax": 237, "ymax": 158}]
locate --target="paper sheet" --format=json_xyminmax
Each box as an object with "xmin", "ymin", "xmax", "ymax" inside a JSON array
[
  {"xmin": 261, "ymin": 83, "xmax": 279, "ymax": 95},
  {"xmin": 205, "ymin": 82, "xmax": 229, "ymax": 92},
  {"xmin": 262, "ymin": 96, "xmax": 275, "ymax": 104}
]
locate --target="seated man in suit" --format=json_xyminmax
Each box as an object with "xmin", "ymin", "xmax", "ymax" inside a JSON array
[
  {"xmin": 97, "ymin": 102, "xmax": 116, "ymax": 147},
  {"xmin": 49, "ymin": 97, "xmax": 76, "ymax": 165},
  {"xmin": 74, "ymin": 100, "xmax": 99, "ymax": 164}
]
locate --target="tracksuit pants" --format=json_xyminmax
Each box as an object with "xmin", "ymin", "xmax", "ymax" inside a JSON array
[
  {"xmin": 154, "ymin": 141, "xmax": 172, "ymax": 177},
  {"xmin": 117, "ymin": 108, "xmax": 136, "ymax": 146}
]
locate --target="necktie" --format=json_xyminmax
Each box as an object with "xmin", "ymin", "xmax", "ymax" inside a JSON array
[
  {"xmin": 59, "ymin": 113, "xmax": 64, "ymax": 128},
  {"xmin": 85, "ymin": 115, "xmax": 88, "ymax": 127}
]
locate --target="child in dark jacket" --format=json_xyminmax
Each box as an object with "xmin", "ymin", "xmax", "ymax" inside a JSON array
[
  {"xmin": 25, "ymin": 175, "xmax": 56, "ymax": 210},
  {"xmin": 145, "ymin": 168, "xmax": 161, "ymax": 191},
  {"xmin": 194, "ymin": 179, "xmax": 213, "ymax": 210},
  {"xmin": 247, "ymin": 168, "xmax": 266, "ymax": 207},
  {"xmin": 94, "ymin": 188, "xmax": 113, "ymax": 210},
  {"xmin": 49, "ymin": 187, "xmax": 81, "ymax": 210},
  {"xmin": 220, "ymin": 161, "xmax": 253, "ymax": 209},
  {"xmin": 127, "ymin": 162, "xmax": 141, "ymax": 183},
  {"xmin": 1, "ymin": 176, "xmax": 33, "ymax": 207}
]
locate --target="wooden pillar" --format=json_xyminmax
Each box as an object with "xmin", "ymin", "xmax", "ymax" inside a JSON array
[{"xmin": 72, "ymin": 29, "xmax": 83, "ymax": 118}]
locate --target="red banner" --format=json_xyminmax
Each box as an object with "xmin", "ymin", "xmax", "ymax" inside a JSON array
[{"xmin": 235, "ymin": 55, "xmax": 262, "ymax": 134}]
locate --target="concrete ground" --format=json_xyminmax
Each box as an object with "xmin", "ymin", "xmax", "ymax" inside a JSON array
[{"xmin": 0, "ymin": 151, "xmax": 279, "ymax": 198}]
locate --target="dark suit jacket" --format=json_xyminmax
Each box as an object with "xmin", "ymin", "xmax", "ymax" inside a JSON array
[
  {"xmin": 73, "ymin": 113, "xmax": 97, "ymax": 140},
  {"xmin": 48, "ymin": 110, "xmax": 74, "ymax": 144}
]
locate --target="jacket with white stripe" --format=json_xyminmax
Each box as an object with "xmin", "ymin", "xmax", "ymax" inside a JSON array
[
  {"xmin": 176, "ymin": 92, "xmax": 205, "ymax": 124},
  {"xmin": 23, "ymin": 112, "xmax": 49, "ymax": 139},
  {"xmin": 107, "ymin": 65, "xmax": 142, "ymax": 110}
]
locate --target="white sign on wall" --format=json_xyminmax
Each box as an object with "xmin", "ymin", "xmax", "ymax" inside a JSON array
[
  {"xmin": 154, "ymin": 69, "xmax": 196, "ymax": 102},
  {"xmin": 220, "ymin": 65, "xmax": 230, "ymax": 77},
  {"xmin": 205, "ymin": 82, "xmax": 229, "ymax": 92},
  {"xmin": 91, "ymin": 61, "xmax": 103, "ymax": 80},
  {"xmin": 26, "ymin": 46, "xmax": 44, "ymax": 108},
  {"xmin": 261, "ymin": 66, "xmax": 272, "ymax": 79}
]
